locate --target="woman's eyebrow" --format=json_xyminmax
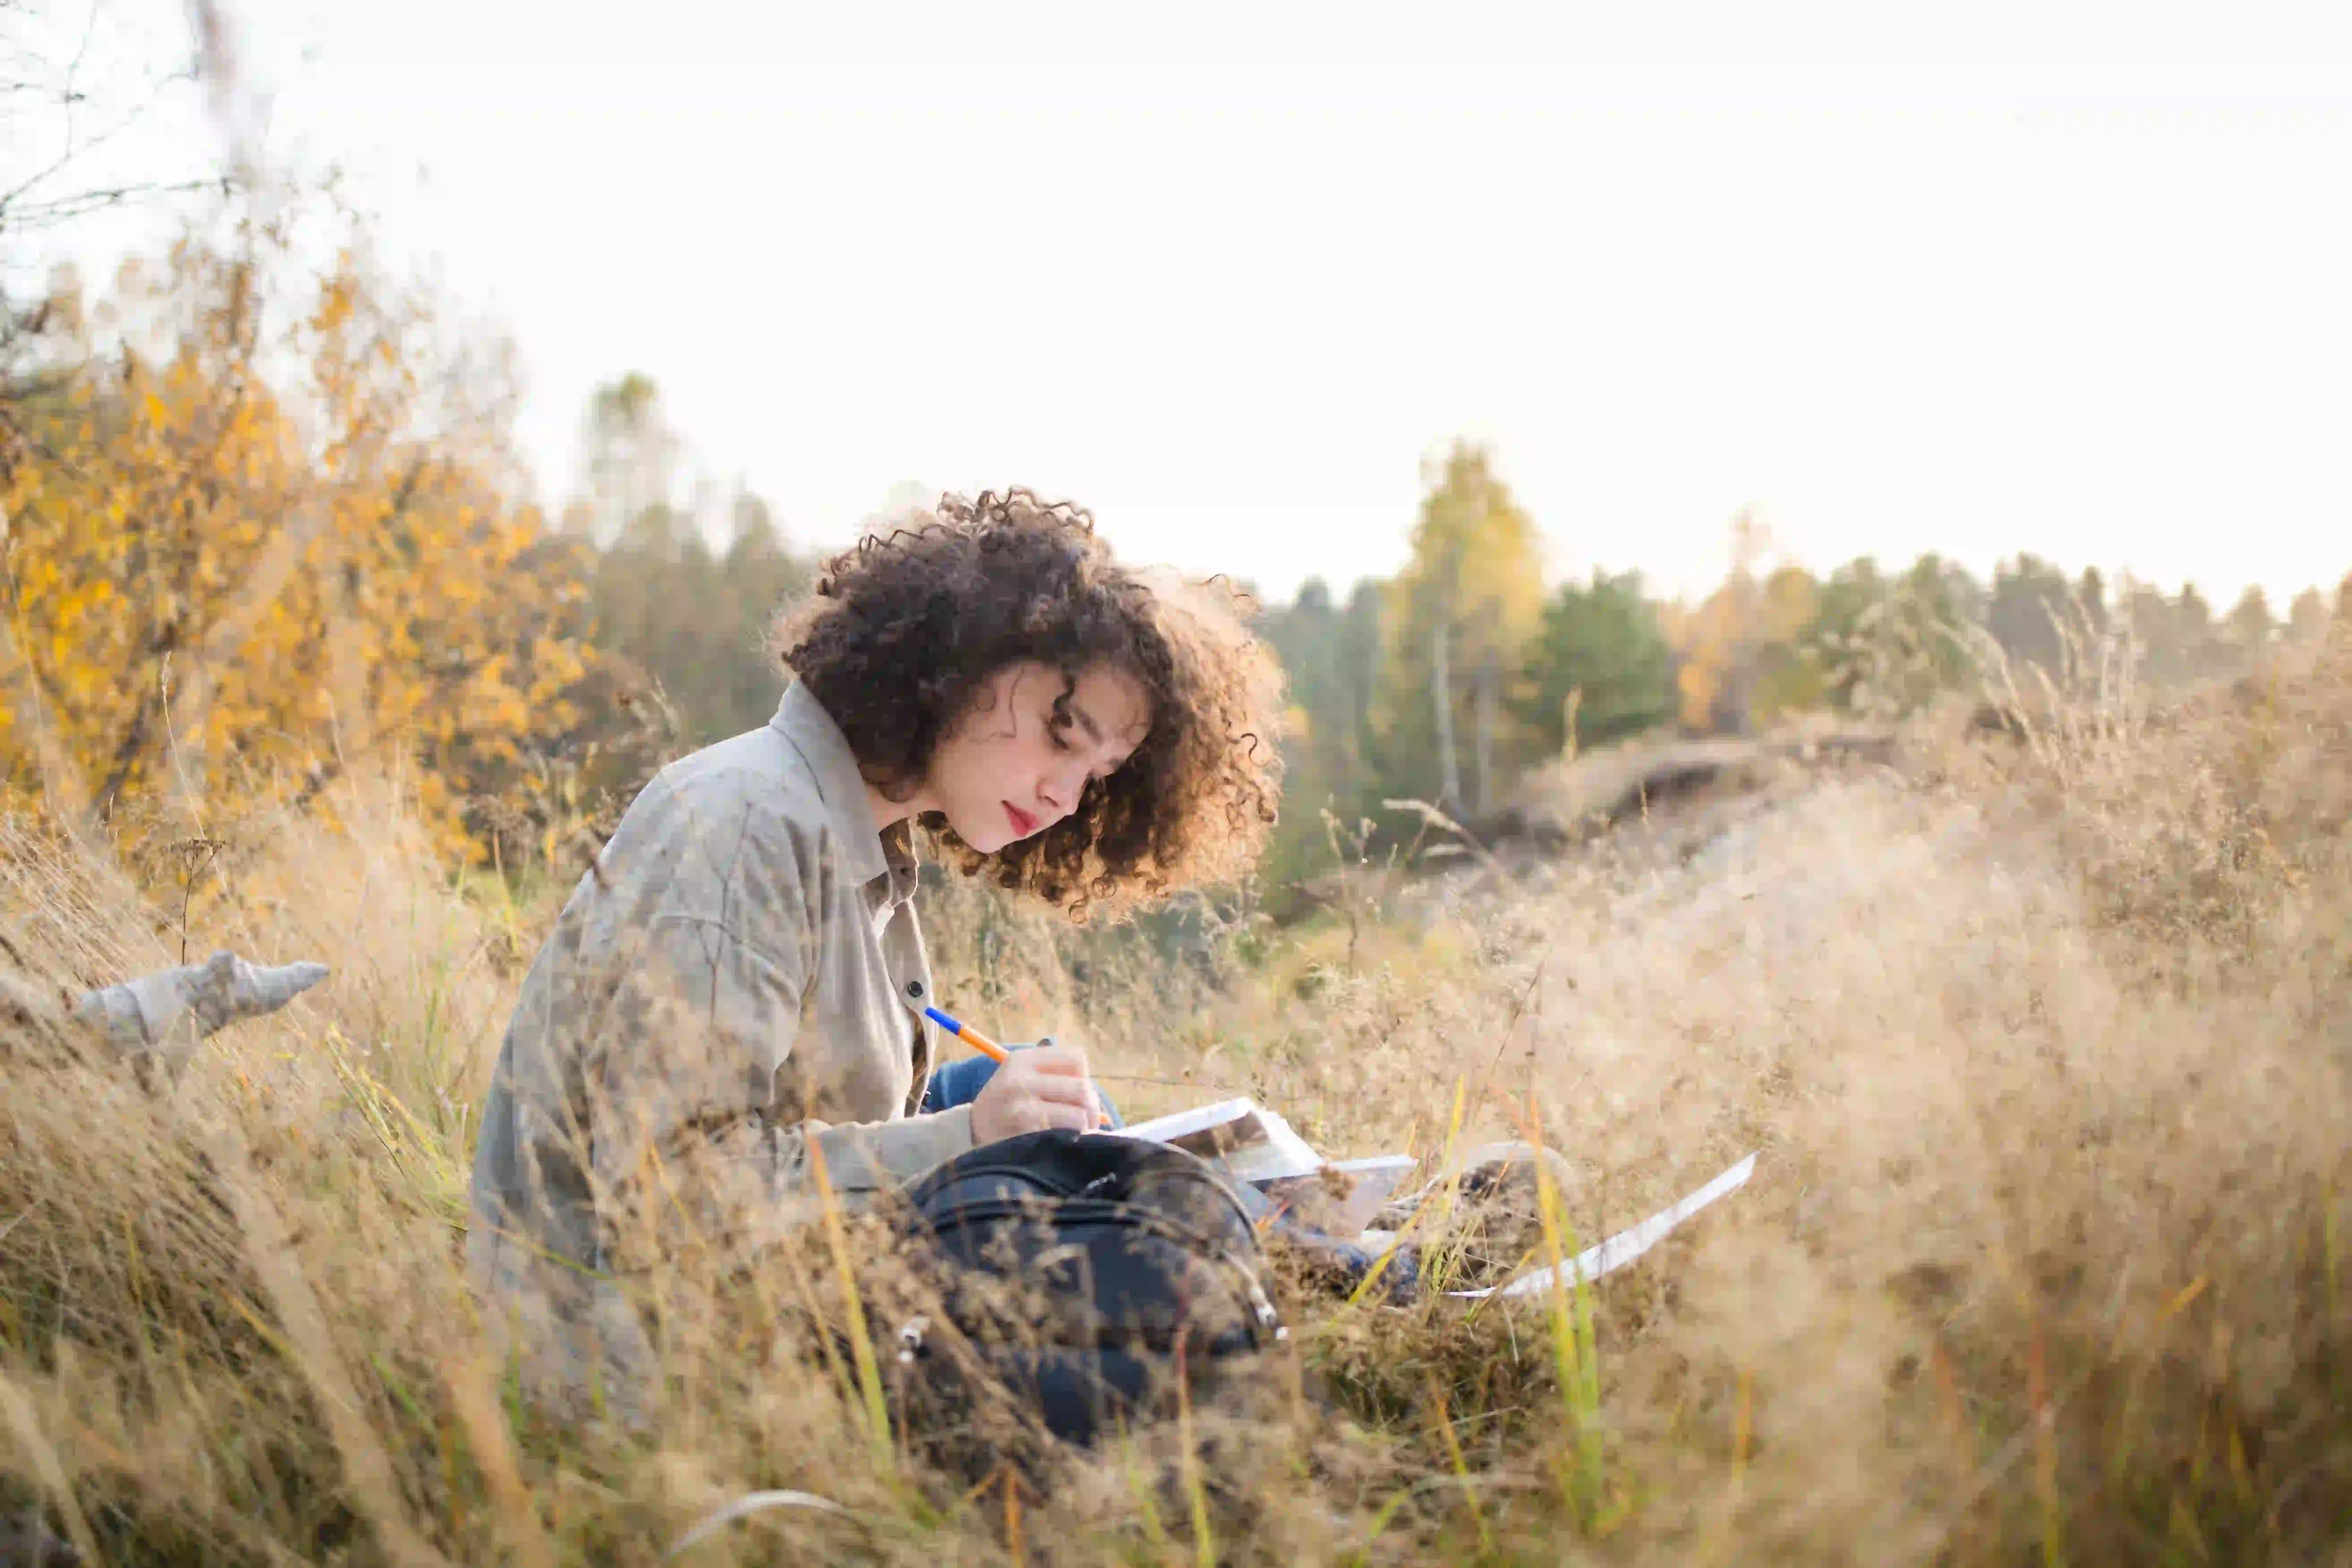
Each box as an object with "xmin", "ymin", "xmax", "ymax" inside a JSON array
[{"xmin": 1064, "ymin": 698, "xmax": 1144, "ymax": 761}]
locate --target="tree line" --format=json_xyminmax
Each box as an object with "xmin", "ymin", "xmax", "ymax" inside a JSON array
[
  {"xmin": 3, "ymin": 218, "xmax": 2343, "ymax": 893},
  {"xmin": 1257, "ymin": 450, "xmax": 2338, "ymax": 883},
  {"xmin": 559, "ymin": 388, "xmax": 2346, "ymax": 889}
]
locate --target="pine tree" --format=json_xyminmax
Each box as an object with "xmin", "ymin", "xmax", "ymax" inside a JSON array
[
  {"xmin": 1985, "ymin": 554, "xmax": 2074, "ymax": 676},
  {"xmin": 2224, "ymin": 585, "xmax": 2277, "ymax": 665},
  {"xmin": 1514, "ymin": 570, "xmax": 1676, "ymax": 755}
]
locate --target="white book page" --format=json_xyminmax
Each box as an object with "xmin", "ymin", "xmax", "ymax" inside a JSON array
[
  {"xmin": 1211, "ymin": 1107, "xmax": 1324, "ymax": 1183},
  {"xmin": 1446, "ymin": 1153, "xmax": 1758, "ymax": 1299},
  {"xmin": 1101, "ymin": 1098, "xmax": 1326, "ymax": 1183},
  {"xmin": 1111, "ymin": 1097, "xmax": 1263, "ymax": 1145}
]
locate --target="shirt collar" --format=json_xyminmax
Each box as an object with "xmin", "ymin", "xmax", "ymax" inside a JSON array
[
  {"xmin": 878, "ymin": 818, "xmax": 921, "ymax": 907},
  {"xmin": 771, "ymin": 680, "xmax": 892, "ymax": 887}
]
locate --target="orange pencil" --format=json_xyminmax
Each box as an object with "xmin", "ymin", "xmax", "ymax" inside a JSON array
[
  {"xmin": 906, "ymin": 981, "xmax": 1105, "ymax": 1126},
  {"xmin": 919, "ymin": 1002, "xmax": 1009, "ymax": 1063}
]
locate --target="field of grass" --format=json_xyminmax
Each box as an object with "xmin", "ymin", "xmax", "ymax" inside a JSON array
[{"xmin": 3, "ymin": 636, "xmax": 2348, "ymax": 1566}]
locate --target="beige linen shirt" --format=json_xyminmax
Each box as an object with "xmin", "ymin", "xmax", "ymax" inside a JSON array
[{"xmin": 467, "ymin": 680, "xmax": 976, "ymax": 1400}]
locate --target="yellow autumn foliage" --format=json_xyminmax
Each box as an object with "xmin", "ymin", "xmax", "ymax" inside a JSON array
[
  {"xmin": 1371, "ymin": 442, "xmax": 1548, "ymax": 810},
  {"xmin": 0, "ymin": 217, "xmax": 598, "ymax": 867},
  {"xmin": 1665, "ymin": 512, "xmax": 1823, "ymax": 732}
]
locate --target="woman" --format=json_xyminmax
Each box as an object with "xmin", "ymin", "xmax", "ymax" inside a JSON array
[{"xmin": 467, "ymin": 488, "xmax": 1282, "ymax": 1404}]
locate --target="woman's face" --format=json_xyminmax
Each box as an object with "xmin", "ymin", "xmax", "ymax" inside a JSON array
[{"xmin": 924, "ymin": 661, "xmax": 1150, "ymax": 853}]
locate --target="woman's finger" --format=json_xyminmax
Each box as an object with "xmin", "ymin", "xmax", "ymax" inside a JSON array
[
  {"xmin": 1024, "ymin": 1071, "xmax": 1097, "ymax": 1108},
  {"xmin": 1021, "ymin": 1045, "xmax": 1093, "ymax": 1079}
]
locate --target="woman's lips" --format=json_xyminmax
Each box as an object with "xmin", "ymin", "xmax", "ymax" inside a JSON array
[{"xmin": 1004, "ymin": 802, "xmax": 1039, "ymax": 837}]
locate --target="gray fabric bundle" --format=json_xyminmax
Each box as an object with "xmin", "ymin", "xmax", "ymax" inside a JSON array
[{"xmin": 69, "ymin": 950, "xmax": 328, "ymax": 1075}]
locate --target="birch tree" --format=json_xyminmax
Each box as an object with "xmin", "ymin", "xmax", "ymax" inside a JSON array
[{"xmin": 1370, "ymin": 442, "xmax": 1545, "ymax": 816}]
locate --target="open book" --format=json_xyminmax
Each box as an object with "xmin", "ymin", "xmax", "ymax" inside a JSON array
[
  {"xmin": 1107, "ymin": 1097, "xmax": 1756, "ymax": 1294},
  {"xmin": 1104, "ymin": 1098, "xmax": 1421, "ymax": 1235}
]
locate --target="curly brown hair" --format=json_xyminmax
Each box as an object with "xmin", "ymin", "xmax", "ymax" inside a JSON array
[{"xmin": 771, "ymin": 489, "xmax": 1284, "ymax": 919}]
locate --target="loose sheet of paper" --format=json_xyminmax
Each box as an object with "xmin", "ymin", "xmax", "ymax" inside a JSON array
[{"xmin": 1446, "ymin": 1152, "xmax": 1758, "ymax": 1300}]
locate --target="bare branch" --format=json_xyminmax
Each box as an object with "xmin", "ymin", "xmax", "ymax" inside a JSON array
[{"xmin": 0, "ymin": 0, "xmax": 220, "ymax": 238}]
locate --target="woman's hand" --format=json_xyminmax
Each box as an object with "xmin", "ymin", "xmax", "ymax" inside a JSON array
[{"xmin": 968, "ymin": 1045, "xmax": 1106, "ymax": 1143}]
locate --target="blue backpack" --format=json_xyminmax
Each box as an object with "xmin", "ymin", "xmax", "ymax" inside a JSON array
[{"xmin": 886, "ymin": 1128, "xmax": 1284, "ymax": 1452}]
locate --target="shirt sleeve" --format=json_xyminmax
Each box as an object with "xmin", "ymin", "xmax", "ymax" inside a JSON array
[{"xmin": 577, "ymin": 774, "xmax": 974, "ymax": 1274}]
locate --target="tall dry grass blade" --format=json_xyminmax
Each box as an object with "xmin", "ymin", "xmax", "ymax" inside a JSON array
[
  {"xmin": 442, "ymin": 1359, "xmax": 555, "ymax": 1568},
  {"xmin": 1347, "ymin": 1484, "xmax": 1417, "ymax": 1568},
  {"xmin": 2027, "ymin": 1328, "xmax": 2065, "ymax": 1568},
  {"xmin": 1427, "ymin": 1372, "xmax": 1493, "ymax": 1555},
  {"xmin": 1117, "ymin": 1428, "xmax": 1174, "ymax": 1563},
  {"xmin": 2326, "ymin": 1185, "xmax": 2342, "ymax": 1327},
  {"xmin": 0, "ymin": 1367, "xmax": 104, "ymax": 1568},
  {"xmin": 1929, "ymin": 1341, "xmax": 1989, "ymax": 1568},
  {"xmin": 1341, "ymin": 1076, "xmax": 1470, "ymax": 1309},
  {"xmin": 1699, "ymin": 1367, "xmax": 1752, "ymax": 1568},
  {"xmin": 1345, "ymin": 1081, "xmax": 1467, "ymax": 1316},
  {"xmin": 804, "ymin": 1136, "xmax": 895, "ymax": 1476},
  {"xmin": 201, "ymin": 1123, "xmax": 454, "ymax": 1568},
  {"xmin": 1528, "ymin": 1105, "xmax": 1604, "ymax": 1530},
  {"xmin": 2108, "ymin": 1274, "xmax": 2211, "ymax": 1482},
  {"xmin": 1172, "ymin": 1340, "xmax": 1216, "ymax": 1568},
  {"xmin": 1002, "ymin": 1465, "xmax": 1026, "ymax": 1568}
]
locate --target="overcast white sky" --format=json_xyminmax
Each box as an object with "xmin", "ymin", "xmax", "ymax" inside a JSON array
[{"xmin": 13, "ymin": 1, "xmax": 2352, "ymax": 606}]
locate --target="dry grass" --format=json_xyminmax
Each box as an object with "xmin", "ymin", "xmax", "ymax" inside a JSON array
[{"xmin": 3, "ymin": 635, "xmax": 2349, "ymax": 1565}]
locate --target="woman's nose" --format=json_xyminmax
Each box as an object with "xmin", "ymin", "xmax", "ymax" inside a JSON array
[{"xmin": 1038, "ymin": 761, "xmax": 1086, "ymax": 815}]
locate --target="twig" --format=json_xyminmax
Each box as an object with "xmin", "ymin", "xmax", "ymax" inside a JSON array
[
  {"xmin": 170, "ymin": 834, "xmax": 223, "ymax": 963},
  {"xmin": 1487, "ymin": 960, "xmax": 1547, "ymax": 1078}
]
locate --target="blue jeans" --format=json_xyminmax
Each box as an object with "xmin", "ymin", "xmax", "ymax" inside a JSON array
[{"xmin": 921, "ymin": 1045, "xmax": 1124, "ymax": 1128}]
